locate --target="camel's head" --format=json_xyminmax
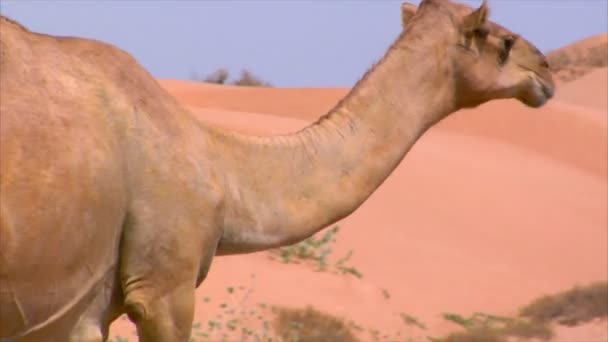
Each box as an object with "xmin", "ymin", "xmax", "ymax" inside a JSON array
[{"xmin": 401, "ymin": 0, "xmax": 555, "ymax": 109}]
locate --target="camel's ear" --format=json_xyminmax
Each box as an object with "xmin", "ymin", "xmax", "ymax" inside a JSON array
[
  {"xmin": 401, "ymin": 3, "xmax": 417, "ymax": 28},
  {"xmin": 462, "ymin": 0, "xmax": 490, "ymax": 33}
]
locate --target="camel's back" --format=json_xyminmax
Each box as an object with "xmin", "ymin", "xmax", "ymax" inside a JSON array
[{"xmin": 0, "ymin": 17, "xmax": 130, "ymax": 338}]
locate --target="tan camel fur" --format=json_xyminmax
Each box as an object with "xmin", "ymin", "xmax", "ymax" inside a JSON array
[{"xmin": 0, "ymin": 0, "xmax": 554, "ymax": 340}]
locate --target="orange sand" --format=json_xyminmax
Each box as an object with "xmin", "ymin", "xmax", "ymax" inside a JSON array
[{"xmin": 555, "ymin": 67, "xmax": 608, "ymax": 111}]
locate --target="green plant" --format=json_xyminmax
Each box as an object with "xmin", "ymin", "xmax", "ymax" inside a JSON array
[
  {"xmin": 400, "ymin": 312, "xmax": 426, "ymax": 330},
  {"xmin": 335, "ymin": 250, "xmax": 363, "ymax": 278},
  {"xmin": 272, "ymin": 226, "xmax": 338, "ymax": 268},
  {"xmin": 268, "ymin": 225, "xmax": 363, "ymax": 279}
]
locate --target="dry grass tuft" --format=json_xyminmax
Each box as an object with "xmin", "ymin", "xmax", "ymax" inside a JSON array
[
  {"xmin": 441, "ymin": 327, "xmax": 506, "ymax": 342},
  {"xmin": 438, "ymin": 312, "xmax": 552, "ymax": 342},
  {"xmin": 440, "ymin": 321, "xmax": 553, "ymax": 342},
  {"xmin": 502, "ymin": 318, "xmax": 554, "ymax": 339},
  {"xmin": 519, "ymin": 281, "xmax": 608, "ymax": 326},
  {"xmin": 273, "ymin": 306, "xmax": 360, "ymax": 342},
  {"xmin": 437, "ymin": 282, "xmax": 608, "ymax": 342}
]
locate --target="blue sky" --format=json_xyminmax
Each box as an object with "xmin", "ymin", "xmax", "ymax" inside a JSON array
[{"xmin": 1, "ymin": 0, "xmax": 606, "ymax": 87}]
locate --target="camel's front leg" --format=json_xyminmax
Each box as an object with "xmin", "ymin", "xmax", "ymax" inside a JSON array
[
  {"xmin": 126, "ymin": 282, "xmax": 196, "ymax": 341},
  {"xmin": 119, "ymin": 203, "xmax": 223, "ymax": 342}
]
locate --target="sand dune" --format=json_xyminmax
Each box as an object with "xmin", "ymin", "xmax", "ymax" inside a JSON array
[
  {"xmin": 555, "ymin": 67, "xmax": 608, "ymax": 110},
  {"xmin": 438, "ymin": 99, "xmax": 607, "ymax": 181},
  {"xmin": 548, "ymin": 32, "xmax": 608, "ymax": 82},
  {"xmin": 185, "ymin": 106, "xmax": 305, "ymax": 136},
  {"xmin": 160, "ymin": 79, "xmax": 347, "ymax": 120}
]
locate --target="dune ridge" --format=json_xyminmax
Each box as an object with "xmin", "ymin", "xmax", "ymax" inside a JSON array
[{"xmin": 548, "ymin": 33, "xmax": 608, "ymax": 82}]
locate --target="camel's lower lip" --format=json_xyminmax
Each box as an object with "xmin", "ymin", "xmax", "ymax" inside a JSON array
[
  {"xmin": 529, "ymin": 97, "xmax": 547, "ymax": 108},
  {"xmin": 525, "ymin": 76, "xmax": 554, "ymax": 108},
  {"xmin": 540, "ymin": 80, "xmax": 555, "ymax": 99},
  {"xmin": 531, "ymin": 74, "xmax": 555, "ymax": 100}
]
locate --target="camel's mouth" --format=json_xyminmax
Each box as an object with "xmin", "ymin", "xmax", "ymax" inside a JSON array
[
  {"xmin": 521, "ymin": 74, "xmax": 555, "ymax": 108},
  {"xmin": 538, "ymin": 76, "xmax": 555, "ymax": 99}
]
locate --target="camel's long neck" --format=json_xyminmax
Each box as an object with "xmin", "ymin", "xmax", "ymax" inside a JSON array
[{"xmin": 214, "ymin": 31, "xmax": 456, "ymax": 255}]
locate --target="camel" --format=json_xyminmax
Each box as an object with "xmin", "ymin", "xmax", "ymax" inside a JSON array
[{"xmin": 0, "ymin": 0, "xmax": 555, "ymax": 341}]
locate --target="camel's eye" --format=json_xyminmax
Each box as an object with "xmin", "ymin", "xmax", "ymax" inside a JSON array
[
  {"xmin": 503, "ymin": 36, "xmax": 516, "ymax": 51},
  {"xmin": 499, "ymin": 35, "xmax": 516, "ymax": 64}
]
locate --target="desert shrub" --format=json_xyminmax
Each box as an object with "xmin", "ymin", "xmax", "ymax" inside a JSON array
[
  {"xmin": 232, "ymin": 69, "xmax": 272, "ymax": 87},
  {"xmin": 519, "ymin": 281, "xmax": 608, "ymax": 326},
  {"xmin": 441, "ymin": 322, "xmax": 553, "ymax": 342},
  {"xmin": 202, "ymin": 68, "xmax": 229, "ymax": 84},
  {"xmin": 273, "ymin": 306, "xmax": 360, "ymax": 342},
  {"xmin": 501, "ymin": 318, "xmax": 554, "ymax": 339},
  {"xmin": 191, "ymin": 68, "xmax": 271, "ymax": 87},
  {"xmin": 433, "ymin": 282, "xmax": 607, "ymax": 342}
]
